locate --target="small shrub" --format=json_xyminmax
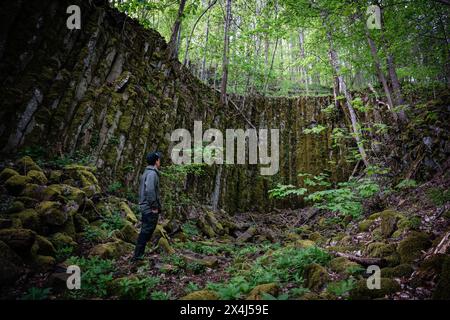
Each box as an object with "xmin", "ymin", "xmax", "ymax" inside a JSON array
[{"xmin": 21, "ymin": 287, "xmax": 51, "ymax": 300}]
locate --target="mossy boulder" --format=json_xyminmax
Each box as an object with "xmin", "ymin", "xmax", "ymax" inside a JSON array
[
  {"xmin": 50, "ymin": 232, "xmax": 77, "ymax": 248},
  {"xmin": 180, "ymin": 290, "xmax": 219, "ymax": 300},
  {"xmin": 381, "ymin": 212, "xmax": 399, "ymax": 238},
  {"xmin": 27, "ymin": 170, "xmax": 48, "ymax": 185},
  {"xmin": 49, "ymin": 170, "xmax": 63, "ymax": 183},
  {"xmin": 349, "ymin": 278, "xmax": 401, "ymax": 300},
  {"xmin": 432, "ymin": 256, "xmax": 450, "ymax": 300},
  {"xmin": 37, "ymin": 201, "xmax": 68, "ymax": 226},
  {"xmin": 181, "ymin": 253, "xmax": 219, "ymax": 268},
  {"xmin": 0, "ymin": 168, "xmax": 19, "ymax": 182},
  {"xmin": 17, "ymin": 156, "xmax": 42, "ymax": 174},
  {"xmin": 33, "ymin": 255, "xmax": 56, "ymax": 271},
  {"xmin": 119, "ymin": 202, "xmax": 138, "ymax": 224},
  {"xmin": 294, "ymin": 239, "xmax": 316, "ymax": 249},
  {"xmin": 73, "ymin": 213, "xmax": 89, "ymax": 232},
  {"xmin": 236, "ymin": 226, "xmax": 257, "ymax": 243},
  {"xmin": 365, "ymin": 242, "xmax": 396, "ymax": 258},
  {"xmin": 246, "ymin": 283, "xmax": 279, "ymax": 300},
  {"xmin": 197, "ymin": 215, "xmax": 216, "ymax": 238},
  {"xmin": 33, "ymin": 235, "xmax": 56, "ymax": 256},
  {"xmin": 381, "ymin": 264, "xmax": 414, "ymax": 278},
  {"xmin": 205, "ymin": 211, "xmax": 224, "ymax": 235},
  {"xmin": 89, "ymin": 239, "xmax": 133, "ymax": 259},
  {"xmin": 330, "ymin": 257, "xmax": 361, "ymax": 274},
  {"xmin": 118, "ymin": 222, "xmax": 138, "ymax": 244},
  {"xmin": 157, "ymin": 237, "xmax": 175, "ymax": 254},
  {"xmin": 0, "ymin": 228, "xmax": 36, "ymax": 254},
  {"xmin": 63, "ymin": 165, "xmax": 100, "ymax": 196},
  {"xmin": 21, "ymin": 183, "xmax": 42, "ymax": 199},
  {"xmin": 5, "ymin": 200, "xmax": 25, "ymax": 214},
  {"xmin": 43, "ymin": 184, "xmax": 86, "ymax": 205},
  {"xmin": 358, "ymin": 219, "xmax": 374, "ymax": 232},
  {"xmin": 397, "ymin": 232, "xmax": 431, "ymax": 263},
  {"xmin": 0, "ymin": 240, "xmax": 23, "ymax": 286},
  {"xmin": 309, "ymin": 232, "xmax": 324, "ymax": 243},
  {"xmin": 4, "ymin": 175, "xmax": 32, "ymax": 195},
  {"xmin": 12, "ymin": 209, "xmax": 40, "ymax": 231},
  {"xmin": 303, "ymin": 263, "xmax": 329, "ymax": 291}
]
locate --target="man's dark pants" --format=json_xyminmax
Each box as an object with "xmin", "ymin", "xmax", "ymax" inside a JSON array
[{"xmin": 133, "ymin": 205, "xmax": 159, "ymax": 259}]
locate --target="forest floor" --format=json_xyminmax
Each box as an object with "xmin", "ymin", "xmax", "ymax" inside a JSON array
[{"xmin": 1, "ymin": 155, "xmax": 449, "ymax": 300}]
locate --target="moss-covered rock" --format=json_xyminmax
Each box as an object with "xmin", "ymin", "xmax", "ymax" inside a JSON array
[
  {"xmin": 236, "ymin": 226, "xmax": 257, "ymax": 242},
  {"xmin": 33, "ymin": 235, "xmax": 56, "ymax": 256},
  {"xmin": 33, "ymin": 255, "xmax": 56, "ymax": 271},
  {"xmin": 329, "ymin": 257, "xmax": 361, "ymax": 274},
  {"xmin": 0, "ymin": 228, "xmax": 36, "ymax": 254},
  {"xmin": 73, "ymin": 213, "xmax": 89, "ymax": 232},
  {"xmin": 397, "ymin": 232, "xmax": 431, "ymax": 263},
  {"xmin": 17, "ymin": 156, "xmax": 42, "ymax": 174},
  {"xmin": 180, "ymin": 290, "xmax": 219, "ymax": 300},
  {"xmin": 303, "ymin": 263, "xmax": 329, "ymax": 291},
  {"xmin": 349, "ymin": 278, "xmax": 401, "ymax": 300},
  {"xmin": 197, "ymin": 215, "xmax": 216, "ymax": 238},
  {"xmin": 381, "ymin": 264, "xmax": 414, "ymax": 278},
  {"xmin": 49, "ymin": 170, "xmax": 63, "ymax": 184},
  {"xmin": 0, "ymin": 168, "xmax": 19, "ymax": 182},
  {"xmin": 246, "ymin": 283, "xmax": 279, "ymax": 300},
  {"xmin": 158, "ymin": 237, "xmax": 175, "ymax": 254},
  {"xmin": 381, "ymin": 212, "xmax": 398, "ymax": 238},
  {"xmin": 365, "ymin": 242, "xmax": 396, "ymax": 258},
  {"xmin": 43, "ymin": 184, "xmax": 86, "ymax": 205},
  {"xmin": 0, "ymin": 240, "xmax": 23, "ymax": 286},
  {"xmin": 4, "ymin": 175, "xmax": 32, "ymax": 195},
  {"xmin": 37, "ymin": 201, "xmax": 68, "ymax": 226},
  {"xmin": 117, "ymin": 222, "xmax": 138, "ymax": 244},
  {"xmin": 5, "ymin": 200, "xmax": 25, "ymax": 214},
  {"xmin": 294, "ymin": 239, "xmax": 316, "ymax": 249},
  {"xmin": 21, "ymin": 183, "xmax": 42, "ymax": 199},
  {"xmin": 119, "ymin": 202, "xmax": 138, "ymax": 224},
  {"xmin": 27, "ymin": 170, "xmax": 48, "ymax": 185},
  {"xmin": 358, "ymin": 219, "xmax": 374, "ymax": 232},
  {"xmin": 89, "ymin": 239, "xmax": 133, "ymax": 259},
  {"xmin": 432, "ymin": 256, "xmax": 450, "ymax": 300},
  {"xmin": 50, "ymin": 232, "xmax": 77, "ymax": 248},
  {"xmin": 12, "ymin": 209, "xmax": 40, "ymax": 231},
  {"xmin": 205, "ymin": 211, "xmax": 224, "ymax": 235}
]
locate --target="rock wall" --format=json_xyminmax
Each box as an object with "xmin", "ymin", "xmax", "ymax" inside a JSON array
[{"xmin": 0, "ymin": 0, "xmax": 357, "ymax": 213}]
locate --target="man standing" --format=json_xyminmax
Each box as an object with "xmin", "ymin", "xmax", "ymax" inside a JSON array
[{"xmin": 132, "ymin": 152, "xmax": 162, "ymax": 261}]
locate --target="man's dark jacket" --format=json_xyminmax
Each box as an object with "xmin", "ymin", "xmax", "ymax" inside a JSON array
[{"xmin": 138, "ymin": 165, "xmax": 161, "ymax": 210}]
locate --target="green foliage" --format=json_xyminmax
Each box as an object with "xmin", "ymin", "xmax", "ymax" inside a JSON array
[
  {"xmin": 268, "ymin": 184, "xmax": 307, "ymax": 199},
  {"xmin": 303, "ymin": 125, "xmax": 327, "ymax": 135},
  {"xmin": 395, "ymin": 179, "xmax": 417, "ymax": 190},
  {"xmin": 427, "ymin": 187, "xmax": 450, "ymax": 206},
  {"xmin": 83, "ymin": 225, "xmax": 106, "ymax": 244},
  {"xmin": 150, "ymin": 290, "xmax": 172, "ymax": 300},
  {"xmin": 101, "ymin": 211, "xmax": 126, "ymax": 234},
  {"xmin": 117, "ymin": 276, "xmax": 160, "ymax": 300},
  {"xmin": 289, "ymin": 287, "xmax": 310, "ymax": 298},
  {"xmin": 20, "ymin": 287, "xmax": 51, "ymax": 300},
  {"xmin": 181, "ymin": 221, "xmax": 200, "ymax": 238},
  {"xmin": 107, "ymin": 181, "xmax": 124, "ymax": 194},
  {"xmin": 66, "ymin": 256, "xmax": 114, "ymax": 298},
  {"xmin": 55, "ymin": 245, "xmax": 74, "ymax": 262},
  {"xmin": 184, "ymin": 282, "xmax": 200, "ymax": 294},
  {"xmin": 326, "ymin": 278, "xmax": 356, "ymax": 297},
  {"xmin": 260, "ymin": 292, "xmax": 289, "ymax": 300}
]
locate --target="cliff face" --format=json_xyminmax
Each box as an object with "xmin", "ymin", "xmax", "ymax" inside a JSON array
[{"xmin": 0, "ymin": 0, "xmax": 359, "ymax": 213}]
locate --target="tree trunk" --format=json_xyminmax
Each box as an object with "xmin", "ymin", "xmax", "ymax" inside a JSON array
[
  {"xmin": 220, "ymin": 0, "xmax": 232, "ymax": 106},
  {"xmin": 168, "ymin": 0, "xmax": 187, "ymax": 60}
]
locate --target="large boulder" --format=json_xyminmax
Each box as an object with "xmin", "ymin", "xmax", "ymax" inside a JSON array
[
  {"xmin": 329, "ymin": 257, "xmax": 361, "ymax": 274},
  {"xmin": 0, "ymin": 168, "xmax": 19, "ymax": 182},
  {"xmin": 16, "ymin": 156, "xmax": 42, "ymax": 174},
  {"xmin": 118, "ymin": 222, "xmax": 138, "ymax": 244},
  {"xmin": 37, "ymin": 201, "xmax": 68, "ymax": 227},
  {"xmin": 180, "ymin": 290, "xmax": 219, "ymax": 300},
  {"xmin": 27, "ymin": 170, "xmax": 48, "ymax": 185},
  {"xmin": 89, "ymin": 239, "xmax": 133, "ymax": 259},
  {"xmin": 303, "ymin": 263, "xmax": 329, "ymax": 291},
  {"xmin": 4, "ymin": 175, "xmax": 32, "ymax": 195},
  {"xmin": 246, "ymin": 283, "xmax": 279, "ymax": 300},
  {"xmin": 42, "ymin": 184, "xmax": 86, "ymax": 205},
  {"xmin": 0, "ymin": 228, "xmax": 36, "ymax": 254},
  {"xmin": 12, "ymin": 209, "xmax": 40, "ymax": 231},
  {"xmin": 50, "ymin": 232, "xmax": 77, "ymax": 249},
  {"xmin": 397, "ymin": 232, "xmax": 431, "ymax": 263},
  {"xmin": 349, "ymin": 278, "xmax": 401, "ymax": 300},
  {"xmin": 0, "ymin": 240, "xmax": 23, "ymax": 286},
  {"xmin": 63, "ymin": 165, "xmax": 101, "ymax": 196},
  {"xmin": 32, "ymin": 235, "xmax": 56, "ymax": 256},
  {"xmin": 119, "ymin": 202, "xmax": 138, "ymax": 224}
]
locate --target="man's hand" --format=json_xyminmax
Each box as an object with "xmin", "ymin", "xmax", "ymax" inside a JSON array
[{"xmin": 151, "ymin": 208, "xmax": 159, "ymax": 214}]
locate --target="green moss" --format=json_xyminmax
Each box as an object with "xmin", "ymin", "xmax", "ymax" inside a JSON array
[
  {"xmin": 4, "ymin": 175, "xmax": 32, "ymax": 195},
  {"xmin": 118, "ymin": 222, "xmax": 138, "ymax": 244},
  {"xmin": 37, "ymin": 201, "xmax": 68, "ymax": 226},
  {"xmin": 329, "ymin": 257, "xmax": 361, "ymax": 274},
  {"xmin": 349, "ymin": 278, "xmax": 401, "ymax": 300},
  {"xmin": 34, "ymin": 235, "xmax": 56, "ymax": 256},
  {"xmin": 119, "ymin": 202, "xmax": 138, "ymax": 224},
  {"xmin": 89, "ymin": 239, "xmax": 133, "ymax": 259},
  {"xmin": 158, "ymin": 237, "xmax": 175, "ymax": 254},
  {"xmin": 381, "ymin": 212, "xmax": 398, "ymax": 238},
  {"xmin": 17, "ymin": 156, "xmax": 42, "ymax": 174},
  {"xmin": 382, "ymin": 264, "xmax": 414, "ymax": 278},
  {"xmin": 365, "ymin": 242, "xmax": 396, "ymax": 258},
  {"xmin": 397, "ymin": 232, "xmax": 431, "ymax": 263},
  {"xmin": 303, "ymin": 263, "xmax": 329, "ymax": 291},
  {"xmin": 27, "ymin": 170, "xmax": 48, "ymax": 185},
  {"xmin": 358, "ymin": 219, "xmax": 374, "ymax": 232},
  {"xmin": 33, "ymin": 255, "xmax": 56, "ymax": 271},
  {"xmin": 12, "ymin": 209, "xmax": 40, "ymax": 231},
  {"xmin": 0, "ymin": 228, "xmax": 36, "ymax": 253},
  {"xmin": 5, "ymin": 201, "xmax": 25, "ymax": 214},
  {"xmin": 432, "ymin": 256, "xmax": 450, "ymax": 299},
  {"xmin": 294, "ymin": 239, "xmax": 316, "ymax": 249},
  {"xmin": 50, "ymin": 232, "xmax": 77, "ymax": 248},
  {"xmin": 0, "ymin": 168, "xmax": 19, "ymax": 182},
  {"xmin": 180, "ymin": 290, "xmax": 219, "ymax": 300},
  {"xmin": 49, "ymin": 170, "xmax": 63, "ymax": 183},
  {"xmin": 246, "ymin": 283, "xmax": 279, "ymax": 300}
]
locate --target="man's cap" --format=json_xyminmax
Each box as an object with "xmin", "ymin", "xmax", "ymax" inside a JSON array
[{"xmin": 146, "ymin": 151, "xmax": 161, "ymax": 164}]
